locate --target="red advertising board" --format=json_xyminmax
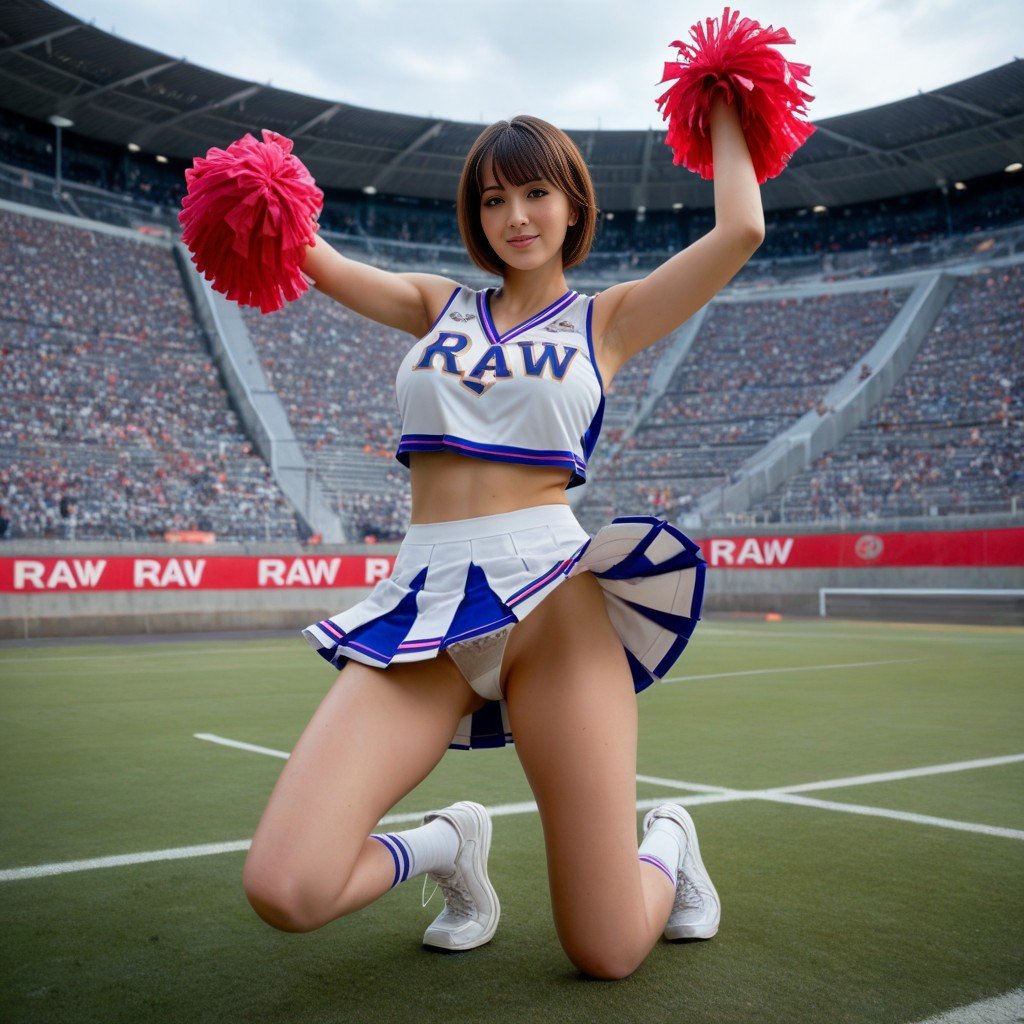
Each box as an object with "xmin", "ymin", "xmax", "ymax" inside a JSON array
[
  {"xmin": 699, "ymin": 528, "xmax": 1024, "ymax": 569},
  {"xmin": 0, "ymin": 555, "xmax": 397, "ymax": 593},
  {"xmin": 1, "ymin": 529, "xmax": 1021, "ymax": 593}
]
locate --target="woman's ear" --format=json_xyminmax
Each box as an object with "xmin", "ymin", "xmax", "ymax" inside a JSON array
[{"xmin": 568, "ymin": 207, "xmax": 579, "ymax": 228}]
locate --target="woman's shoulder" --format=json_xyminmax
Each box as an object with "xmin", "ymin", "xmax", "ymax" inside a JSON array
[
  {"xmin": 411, "ymin": 273, "xmax": 466, "ymax": 306},
  {"xmin": 402, "ymin": 274, "xmax": 469, "ymax": 335}
]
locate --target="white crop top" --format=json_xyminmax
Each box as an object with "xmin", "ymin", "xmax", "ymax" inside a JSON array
[{"xmin": 394, "ymin": 285, "xmax": 605, "ymax": 489}]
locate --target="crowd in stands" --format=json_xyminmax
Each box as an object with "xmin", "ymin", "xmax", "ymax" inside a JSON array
[
  {"xmin": 743, "ymin": 265, "xmax": 1024, "ymax": 523},
  {"xmin": 2, "ymin": 103, "xmax": 1021, "ymax": 542},
  {"xmin": 241, "ymin": 290, "xmax": 414, "ymax": 540},
  {"xmin": 0, "ymin": 209, "xmax": 299, "ymax": 541},
  {"xmin": 575, "ymin": 288, "xmax": 910, "ymax": 529}
]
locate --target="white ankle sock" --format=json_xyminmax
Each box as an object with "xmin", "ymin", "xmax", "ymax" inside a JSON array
[
  {"xmin": 371, "ymin": 817, "xmax": 460, "ymax": 889},
  {"xmin": 639, "ymin": 817, "xmax": 684, "ymax": 887}
]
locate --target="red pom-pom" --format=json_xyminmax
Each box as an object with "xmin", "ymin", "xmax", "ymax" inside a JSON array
[
  {"xmin": 655, "ymin": 6, "xmax": 815, "ymax": 183},
  {"xmin": 178, "ymin": 130, "xmax": 323, "ymax": 314}
]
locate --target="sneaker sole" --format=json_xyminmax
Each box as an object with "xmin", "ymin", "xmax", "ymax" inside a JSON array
[
  {"xmin": 664, "ymin": 920, "xmax": 720, "ymax": 941},
  {"xmin": 422, "ymin": 801, "xmax": 500, "ymax": 952}
]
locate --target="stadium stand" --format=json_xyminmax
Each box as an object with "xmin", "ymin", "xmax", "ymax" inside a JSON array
[
  {"xmin": 741, "ymin": 264, "xmax": 1024, "ymax": 523},
  {"xmin": 240, "ymin": 293, "xmax": 414, "ymax": 541},
  {"xmin": 573, "ymin": 287, "xmax": 913, "ymax": 533},
  {"xmin": 0, "ymin": 207, "xmax": 301, "ymax": 541},
  {"xmin": 4, "ymin": 101, "xmax": 1024, "ymax": 284},
  {"xmin": 0, "ymin": 12, "xmax": 1021, "ymax": 542},
  {"xmin": 2, "ymin": 192, "xmax": 1020, "ymax": 540}
]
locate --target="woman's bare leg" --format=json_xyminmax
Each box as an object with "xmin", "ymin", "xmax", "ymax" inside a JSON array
[
  {"xmin": 505, "ymin": 571, "xmax": 675, "ymax": 979},
  {"xmin": 243, "ymin": 654, "xmax": 482, "ymax": 932}
]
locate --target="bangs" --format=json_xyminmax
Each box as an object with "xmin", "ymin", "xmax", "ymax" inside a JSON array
[{"xmin": 477, "ymin": 132, "xmax": 556, "ymax": 192}]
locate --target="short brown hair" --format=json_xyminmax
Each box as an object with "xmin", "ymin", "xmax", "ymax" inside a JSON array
[{"xmin": 457, "ymin": 115, "xmax": 599, "ymax": 277}]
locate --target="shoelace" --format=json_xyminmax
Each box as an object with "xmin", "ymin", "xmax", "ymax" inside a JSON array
[
  {"xmin": 421, "ymin": 875, "xmax": 440, "ymax": 908},
  {"xmin": 435, "ymin": 873, "xmax": 474, "ymax": 917},
  {"xmin": 674, "ymin": 872, "xmax": 705, "ymax": 912},
  {"xmin": 421, "ymin": 871, "xmax": 473, "ymax": 917}
]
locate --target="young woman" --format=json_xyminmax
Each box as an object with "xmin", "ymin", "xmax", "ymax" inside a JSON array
[{"xmin": 241, "ymin": 93, "xmax": 764, "ymax": 980}]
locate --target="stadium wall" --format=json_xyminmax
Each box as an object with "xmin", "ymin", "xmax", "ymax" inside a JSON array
[
  {"xmin": 2, "ymin": 520, "xmax": 1022, "ymax": 638},
  {"xmin": 0, "ymin": 541, "xmax": 383, "ymax": 639}
]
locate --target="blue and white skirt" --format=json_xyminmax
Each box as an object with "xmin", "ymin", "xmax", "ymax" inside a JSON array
[{"xmin": 302, "ymin": 503, "xmax": 706, "ymax": 750}]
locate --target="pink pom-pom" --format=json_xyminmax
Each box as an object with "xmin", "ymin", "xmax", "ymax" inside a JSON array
[
  {"xmin": 655, "ymin": 6, "xmax": 816, "ymax": 184},
  {"xmin": 178, "ymin": 129, "xmax": 323, "ymax": 314}
]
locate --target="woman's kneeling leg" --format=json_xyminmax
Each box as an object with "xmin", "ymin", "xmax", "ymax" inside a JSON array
[
  {"xmin": 243, "ymin": 654, "xmax": 481, "ymax": 932},
  {"xmin": 505, "ymin": 573, "xmax": 675, "ymax": 978}
]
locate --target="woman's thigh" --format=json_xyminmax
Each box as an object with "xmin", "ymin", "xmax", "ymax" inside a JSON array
[
  {"xmin": 505, "ymin": 572, "xmax": 649, "ymax": 955},
  {"xmin": 245, "ymin": 651, "xmax": 483, "ymax": 892}
]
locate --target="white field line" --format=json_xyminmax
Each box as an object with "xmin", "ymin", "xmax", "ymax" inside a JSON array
[
  {"xmin": 0, "ymin": 645, "xmax": 296, "ymax": 665},
  {"xmin": 635, "ymin": 773, "xmax": 735, "ymax": 795},
  {"xmin": 194, "ymin": 733, "xmax": 289, "ymax": 759},
  {"xmin": 0, "ymin": 840, "xmax": 253, "ymax": 881},
  {"xmin": 5, "ymin": 748, "xmax": 1022, "ymax": 883},
  {"xmin": 762, "ymin": 793, "xmax": 1024, "ymax": 842},
  {"xmin": 694, "ymin": 626, "xmax": 1023, "ymax": 645},
  {"xmin": 0, "ymin": 655, "xmax": 926, "ymax": 683},
  {"xmin": 907, "ymin": 985, "xmax": 1024, "ymax": 1024},
  {"xmin": 206, "ymin": 737, "xmax": 1021, "ymax": 799},
  {"xmin": 768, "ymin": 753, "xmax": 1024, "ymax": 794},
  {"xmin": 668, "ymin": 657, "xmax": 923, "ymax": 682},
  {"xmin": 0, "ymin": 793, "xmax": 732, "ymax": 883},
  {"xmin": 641, "ymin": 754, "xmax": 1024, "ymax": 841},
  {"xmin": 638, "ymin": 755, "xmax": 1024, "ymax": 799}
]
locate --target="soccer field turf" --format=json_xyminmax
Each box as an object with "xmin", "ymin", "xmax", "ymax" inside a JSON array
[{"xmin": 1, "ymin": 617, "xmax": 1022, "ymax": 1024}]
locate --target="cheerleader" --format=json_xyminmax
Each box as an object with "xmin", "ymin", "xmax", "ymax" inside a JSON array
[{"xmin": 180, "ymin": 7, "xmax": 813, "ymax": 979}]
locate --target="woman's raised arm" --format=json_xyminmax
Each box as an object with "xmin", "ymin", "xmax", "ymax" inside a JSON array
[
  {"xmin": 592, "ymin": 95, "xmax": 764, "ymax": 379},
  {"xmin": 301, "ymin": 235, "xmax": 459, "ymax": 338}
]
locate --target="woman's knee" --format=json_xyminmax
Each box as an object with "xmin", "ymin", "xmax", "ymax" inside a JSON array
[
  {"xmin": 242, "ymin": 856, "xmax": 334, "ymax": 933},
  {"xmin": 563, "ymin": 935, "xmax": 645, "ymax": 981}
]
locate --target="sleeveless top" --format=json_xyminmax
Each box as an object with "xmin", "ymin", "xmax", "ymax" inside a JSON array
[{"xmin": 394, "ymin": 285, "xmax": 605, "ymax": 489}]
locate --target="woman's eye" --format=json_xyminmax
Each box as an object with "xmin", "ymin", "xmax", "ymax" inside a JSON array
[{"xmin": 529, "ymin": 188, "xmax": 548, "ymax": 198}]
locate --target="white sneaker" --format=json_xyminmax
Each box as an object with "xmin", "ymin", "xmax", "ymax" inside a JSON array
[
  {"xmin": 642, "ymin": 803, "xmax": 721, "ymax": 940},
  {"xmin": 421, "ymin": 801, "xmax": 500, "ymax": 951}
]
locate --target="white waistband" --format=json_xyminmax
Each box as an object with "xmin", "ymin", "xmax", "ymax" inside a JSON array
[{"xmin": 404, "ymin": 503, "xmax": 580, "ymax": 543}]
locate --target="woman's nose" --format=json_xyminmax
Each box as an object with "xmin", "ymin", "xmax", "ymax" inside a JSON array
[{"xmin": 506, "ymin": 201, "xmax": 528, "ymax": 226}]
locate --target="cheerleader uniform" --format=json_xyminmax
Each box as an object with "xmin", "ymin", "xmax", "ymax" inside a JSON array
[{"xmin": 302, "ymin": 284, "xmax": 706, "ymax": 750}]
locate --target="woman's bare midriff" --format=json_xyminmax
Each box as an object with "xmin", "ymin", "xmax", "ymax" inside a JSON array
[{"xmin": 408, "ymin": 450, "xmax": 572, "ymax": 524}]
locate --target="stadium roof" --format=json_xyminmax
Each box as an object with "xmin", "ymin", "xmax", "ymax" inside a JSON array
[{"xmin": 1, "ymin": 0, "xmax": 1022, "ymax": 213}]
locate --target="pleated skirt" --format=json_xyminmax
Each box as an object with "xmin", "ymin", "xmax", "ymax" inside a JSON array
[{"xmin": 302, "ymin": 503, "xmax": 706, "ymax": 750}]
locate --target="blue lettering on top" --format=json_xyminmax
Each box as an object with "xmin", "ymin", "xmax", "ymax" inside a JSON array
[
  {"xmin": 414, "ymin": 332, "xmax": 470, "ymax": 374},
  {"xmin": 516, "ymin": 342, "xmax": 579, "ymax": 380}
]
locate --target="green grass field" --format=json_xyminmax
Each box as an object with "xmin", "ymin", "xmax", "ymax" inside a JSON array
[{"xmin": 1, "ymin": 617, "xmax": 1022, "ymax": 1024}]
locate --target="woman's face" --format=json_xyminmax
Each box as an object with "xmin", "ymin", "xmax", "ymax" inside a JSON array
[{"xmin": 478, "ymin": 155, "xmax": 578, "ymax": 273}]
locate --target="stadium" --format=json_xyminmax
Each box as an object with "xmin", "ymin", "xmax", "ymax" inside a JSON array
[{"xmin": 0, "ymin": 1, "xmax": 1022, "ymax": 1022}]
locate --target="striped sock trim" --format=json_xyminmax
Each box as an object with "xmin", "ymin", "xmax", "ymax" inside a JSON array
[
  {"xmin": 639, "ymin": 854, "xmax": 677, "ymax": 888},
  {"xmin": 371, "ymin": 833, "xmax": 413, "ymax": 888}
]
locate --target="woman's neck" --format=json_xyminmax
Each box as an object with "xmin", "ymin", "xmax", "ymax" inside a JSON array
[{"xmin": 494, "ymin": 266, "xmax": 571, "ymax": 314}]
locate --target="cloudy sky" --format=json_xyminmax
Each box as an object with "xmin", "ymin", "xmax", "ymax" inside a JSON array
[{"xmin": 56, "ymin": 0, "xmax": 1023, "ymax": 130}]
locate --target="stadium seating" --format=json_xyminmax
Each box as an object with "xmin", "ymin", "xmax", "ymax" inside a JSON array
[
  {"xmin": 1, "ymin": 184, "xmax": 1020, "ymax": 541},
  {"xmin": 240, "ymin": 292, "xmax": 414, "ymax": 540},
  {"xmin": 742, "ymin": 265, "xmax": 1024, "ymax": 523},
  {"xmin": 574, "ymin": 288, "xmax": 912, "ymax": 532},
  {"xmin": 0, "ymin": 209, "xmax": 299, "ymax": 541}
]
